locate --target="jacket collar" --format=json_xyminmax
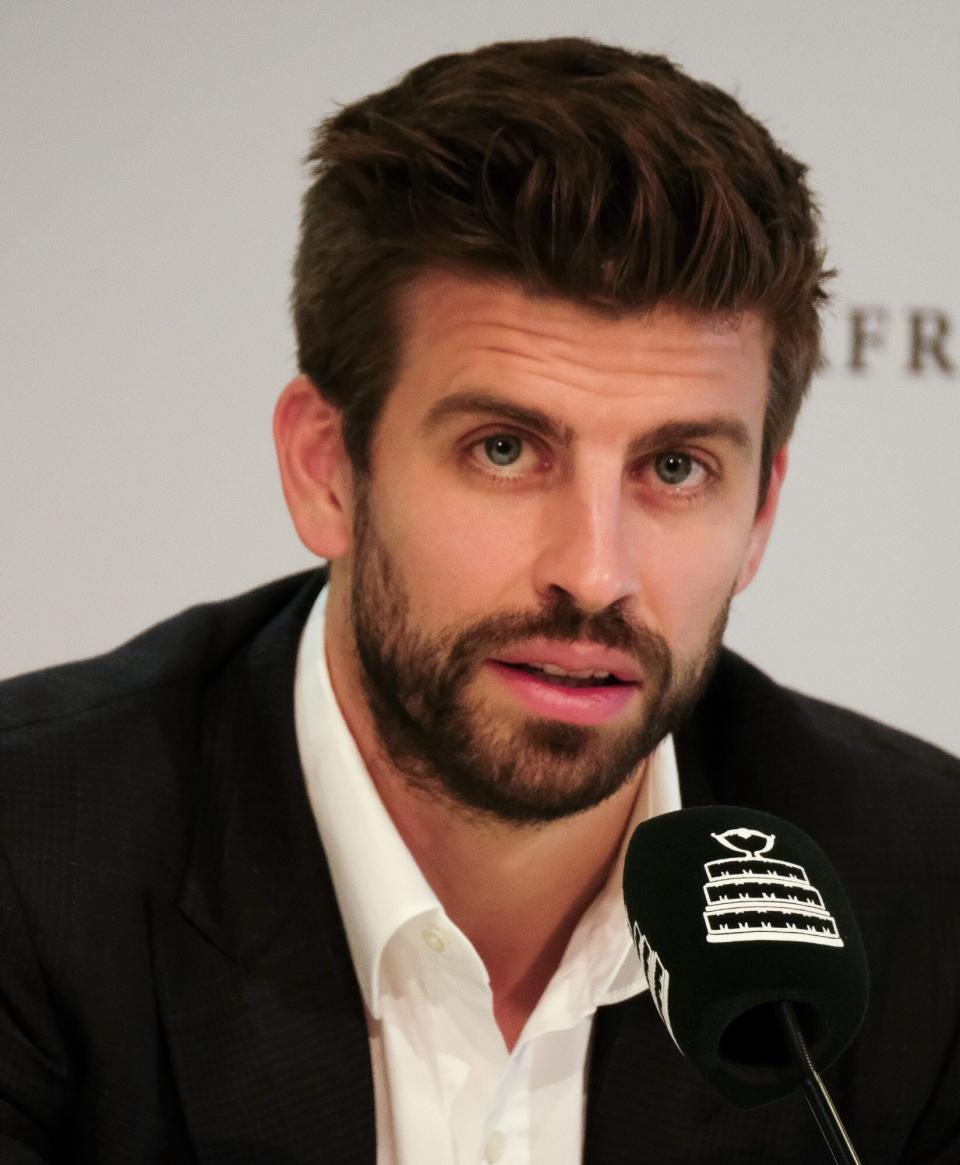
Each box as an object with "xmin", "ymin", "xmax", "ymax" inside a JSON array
[
  {"xmin": 150, "ymin": 569, "xmax": 377, "ymax": 1164},
  {"xmin": 177, "ymin": 568, "xmax": 336, "ymax": 966}
]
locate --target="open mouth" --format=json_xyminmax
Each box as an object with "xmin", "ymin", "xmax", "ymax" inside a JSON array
[
  {"xmin": 503, "ymin": 662, "xmax": 627, "ymax": 688},
  {"xmin": 487, "ymin": 659, "xmax": 639, "ymax": 726}
]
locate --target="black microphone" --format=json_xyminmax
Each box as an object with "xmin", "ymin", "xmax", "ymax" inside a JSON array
[{"xmin": 622, "ymin": 805, "xmax": 868, "ymax": 1153}]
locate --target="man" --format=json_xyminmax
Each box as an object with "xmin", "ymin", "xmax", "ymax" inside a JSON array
[{"xmin": 0, "ymin": 36, "xmax": 957, "ymax": 1165}]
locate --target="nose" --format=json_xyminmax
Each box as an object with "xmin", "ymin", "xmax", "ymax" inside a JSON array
[{"xmin": 531, "ymin": 473, "xmax": 638, "ymax": 614}]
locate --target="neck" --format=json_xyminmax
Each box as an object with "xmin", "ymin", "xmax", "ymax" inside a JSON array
[{"xmin": 367, "ymin": 760, "xmax": 644, "ymax": 1048}]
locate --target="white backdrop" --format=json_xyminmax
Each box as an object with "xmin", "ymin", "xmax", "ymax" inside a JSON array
[{"xmin": 2, "ymin": 1, "xmax": 957, "ymax": 753}]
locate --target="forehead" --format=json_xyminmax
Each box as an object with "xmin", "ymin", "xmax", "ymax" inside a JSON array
[{"xmin": 388, "ymin": 268, "xmax": 771, "ymax": 423}]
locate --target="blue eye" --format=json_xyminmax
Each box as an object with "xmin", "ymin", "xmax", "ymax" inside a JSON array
[
  {"xmin": 484, "ymin": 435, "xmax": 524, "ymax": 466},
  {"xmin": 654, "ymin": 452, "xmax": 694, "ymax": 486}
]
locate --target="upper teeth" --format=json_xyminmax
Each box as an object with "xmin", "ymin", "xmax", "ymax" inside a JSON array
[{"xmin": 533, "ymin": 663, "xmax": 611, "ymax": 679}]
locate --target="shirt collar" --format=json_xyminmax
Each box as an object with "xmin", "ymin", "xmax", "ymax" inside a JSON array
[
  {"xmin": 574, "ymin": 732, "xmax": 681, "ymax": 1011},
  {"xmin": 294, "ymin": 585, "xmax": 438, "ymax": 1015},
  {"xmin": 294, "ymin": 584, "xmax": 682, "ymax": 1021}
]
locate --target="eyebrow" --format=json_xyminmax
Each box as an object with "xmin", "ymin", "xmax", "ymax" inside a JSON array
[{"xmin": 420, "ymin": 390, "xmax": 754, "ymax": 460}]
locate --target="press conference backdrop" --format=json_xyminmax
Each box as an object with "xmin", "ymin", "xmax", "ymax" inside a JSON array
[{"xmin": 1, "ymin": 2, "xmax": 957, "ymax": 754}]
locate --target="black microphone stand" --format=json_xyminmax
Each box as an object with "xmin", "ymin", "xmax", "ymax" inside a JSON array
[{"xmin": 777, "ymin": 1002, "xmax": 863, "ymax": 1165}]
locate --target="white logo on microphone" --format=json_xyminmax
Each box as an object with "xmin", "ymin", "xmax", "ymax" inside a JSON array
[
  {"xmin": 632, "ymin": 923, "xmax": 679, "ymax": 1049},
  {"xmin": 702, "ymin": 828, "xmax": 844, "ymax": 947}
]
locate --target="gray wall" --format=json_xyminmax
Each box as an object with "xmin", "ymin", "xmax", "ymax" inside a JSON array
[{"xmin": 2, "ymin": 1, "xmax": 958, "ymax": 752}]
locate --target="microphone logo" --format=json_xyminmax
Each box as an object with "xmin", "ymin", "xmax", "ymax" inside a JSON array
[
  {"xmin": 702, "ymin": 828, "xmax": 844, "ymax": 947},
  {"xmin": 632, "ymin": 923, "xmax": 679, "ymax": 1049}
]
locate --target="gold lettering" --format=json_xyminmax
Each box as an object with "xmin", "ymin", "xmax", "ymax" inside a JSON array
[
  {"xmin": 907, "ymin": 310, "xmax": 954, "ymax": 374},
  {"xmin": 848, "ymin": 307, "xmax": 888, "ymax": 372}
]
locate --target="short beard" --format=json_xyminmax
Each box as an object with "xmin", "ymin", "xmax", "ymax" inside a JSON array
[{"xmin": 348, "ymin": 487, "xmax": 727, "ymax": 826}]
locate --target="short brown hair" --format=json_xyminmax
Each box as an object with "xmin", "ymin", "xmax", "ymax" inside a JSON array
[{"xmin": 292, "ymin": 37, "xmax": 830, "ymax": 494}]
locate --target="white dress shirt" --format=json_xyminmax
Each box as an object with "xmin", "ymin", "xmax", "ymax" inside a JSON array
[{"xmin": 293, "ymin": 587, "xmax": 681, "ymax": 1165}]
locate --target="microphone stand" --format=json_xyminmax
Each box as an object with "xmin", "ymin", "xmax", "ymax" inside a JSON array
[{"xmin": 777, "ymin": 1002, "xmax": 863, "ymax": 1165}]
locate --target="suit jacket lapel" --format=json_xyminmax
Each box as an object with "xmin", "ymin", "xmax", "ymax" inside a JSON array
[{"xmin": 149, "ymin": 571, "xmax": 376, "ymax": 1165}]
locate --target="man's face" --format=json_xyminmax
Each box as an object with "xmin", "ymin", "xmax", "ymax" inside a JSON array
[{"xmin": 324, "ymin": 271, "xmax": 782, "ymax": 824}]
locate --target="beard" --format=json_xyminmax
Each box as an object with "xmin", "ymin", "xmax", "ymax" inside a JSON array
[{"xmin": 348, "ymin": 488, "xmax": 728, "ymax": 826}]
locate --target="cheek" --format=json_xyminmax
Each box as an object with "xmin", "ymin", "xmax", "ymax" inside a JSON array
[
  {"xmin": 637, "ymin": 517, "xmax": 753, "ymax": 648},
  {"xmin": 375, "ymin": 483, "xmax": 535, "ymax": 625}
]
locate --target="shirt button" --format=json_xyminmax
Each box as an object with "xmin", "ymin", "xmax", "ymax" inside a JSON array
[
  {"xmin": 484, "ymin": 1130, "xmax": 506, "ymax": 1162},
  {"xmin": 421, "ymin": 927, "xmax": 446, "ymax": 953}
]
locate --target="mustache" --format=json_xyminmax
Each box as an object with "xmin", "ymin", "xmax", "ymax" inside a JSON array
[{"xmin": 442, "ymin": 590, "xmax": 670, "ymax": 669}]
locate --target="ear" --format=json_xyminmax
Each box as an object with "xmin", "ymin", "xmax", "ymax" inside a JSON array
[
  {"xmin": 273, "ymin": 375, "xmax": 354, "ymax": 559},
  {"xmin": 734, "ymin": 445, "xmax": 789, "ymax": 594}
]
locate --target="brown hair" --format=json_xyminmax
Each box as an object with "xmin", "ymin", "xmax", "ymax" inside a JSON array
[{"xmin": 292, "ymin": 37, "xmax": 831, "ymax": 495}]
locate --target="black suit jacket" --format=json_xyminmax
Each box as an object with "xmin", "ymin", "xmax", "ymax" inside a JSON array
[{"xmin": 1, "ymin": 571, "xmax": 958, "ymax": 1164}]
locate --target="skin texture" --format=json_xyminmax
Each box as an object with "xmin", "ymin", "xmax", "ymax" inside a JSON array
[{"xmin": 274, "ymin": 268, "xmax": 787, "ymax": 1046}]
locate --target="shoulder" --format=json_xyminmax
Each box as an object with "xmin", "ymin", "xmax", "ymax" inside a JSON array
[
  {"xmin": 0, "ymin": 570, "xmax": 324, "ymax": 872},
  {"xmin": 678, "ymin": 648, "xmax": 960, "ymax": 872},
  {"xmin": 0, "ymin": 571, "xmax": 321, "ymax": 737},
  {"xmin": 690, "ymin": 648, "xmax": 959, "ymax": 787}
]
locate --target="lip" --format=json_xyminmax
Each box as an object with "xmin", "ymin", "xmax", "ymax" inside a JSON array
[
  {"xmin": 486, "ymin": 660, "xmax": 640, "ymax": 727},
  {"xmin": 492, "ymin": 639, "xmax": 642, "ymax": 683}
]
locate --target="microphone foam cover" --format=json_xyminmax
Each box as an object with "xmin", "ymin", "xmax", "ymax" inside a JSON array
[{"xmin": 623, "ymin": 806, "xmax": 869, "ymax": 1107}]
